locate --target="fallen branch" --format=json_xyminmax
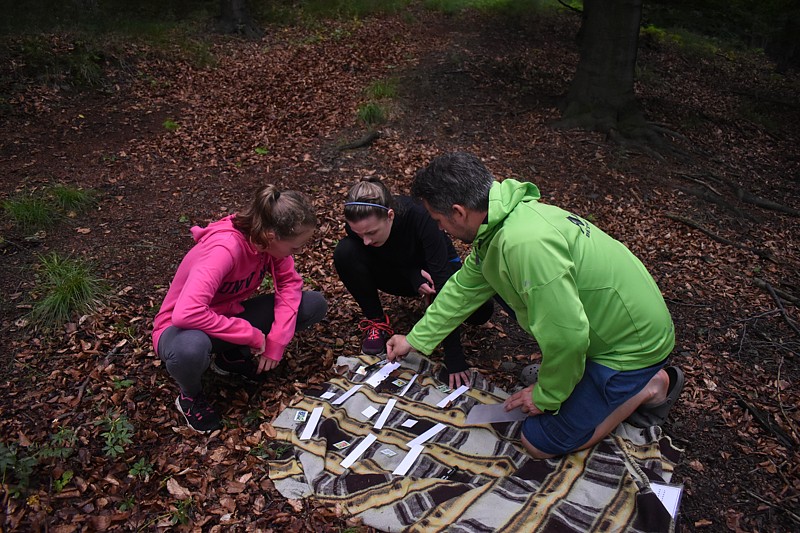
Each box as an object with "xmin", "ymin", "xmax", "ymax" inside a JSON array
[
  {"xmin": 743, "ymin": 489, "xmax": 800, "ymax": 525},
  {"xmin": 753, "ymin": 278, "xmax": 800, "ymax": 306},
  {"xmin": 736, "ymin": 395, "xmax": 795, "ymax": 449},
  {"xmin": 337, "ymin": 130, "xmax": 380, "ymax": 151},
  {"xmin": 663, "ymin": 213, "xmax": 774, "ymax": 260},
  {"xmin": 758, "ymin": 279, "xmax": 800, "ymax": 338},
  {"xmin": 704, "ymin": 173, "xmax": 800, "ymax": 217}
]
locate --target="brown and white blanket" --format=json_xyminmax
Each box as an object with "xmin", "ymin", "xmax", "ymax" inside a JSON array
[{"xmin": 268, "ymin": 353, "xmax": 681, "ymax": 532}]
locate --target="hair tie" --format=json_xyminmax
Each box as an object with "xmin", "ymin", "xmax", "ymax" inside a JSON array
[{"xmin": 344, "ymin": 201, "xmax": 389, "ymax": 211}]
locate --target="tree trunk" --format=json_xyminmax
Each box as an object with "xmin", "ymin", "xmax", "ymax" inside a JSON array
[
  {"xmin": 218, "ymin": 0, "xmax": 263, "ymax": 39},
  {"xmin": 557, "ymin": 0, "xmax": 646, "ymax": 135}
]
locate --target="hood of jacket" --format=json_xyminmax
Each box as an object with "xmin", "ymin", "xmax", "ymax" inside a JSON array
[
  {"xmin": 190, "ymin": 215, "xmax": 259, "ymax": 255},
  {"xmin": 474, "ymin": 178, "xmax": 541, "ymax": 250}
]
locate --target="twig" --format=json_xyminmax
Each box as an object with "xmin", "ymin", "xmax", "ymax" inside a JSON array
[
  {"xmin": 753, "ymin": 277, "xmax": 800, "ymax": 306},
  {"xmin": 757, "ymin": 280, "xmax": 800, "ymax": 337},
  {"xmin": 663, "ymin": 213, "xmax": 774, "ymax": 260},
  {"xmin": 736, "ymin": 395, "xmax": 795, "ymax": 449},
  {"xmin": 743, "ymin": 489, "xmax": 800, "ymax": 524},
  {"xmin": 776, "ymin": 356, "xmax": 799, "ymax": 445}
]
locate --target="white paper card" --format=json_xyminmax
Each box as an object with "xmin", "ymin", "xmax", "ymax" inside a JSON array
[
  {"xmin": 408, "ymin": 423, "xmax": 446, "ymax": 447},
  {"xmin": 400, "ymin": 419, "xmax": 417, "ymax": 428},
  {"xmin": 361, "ymin": 405, "xmax": 379, "ymax": 419},
  {"xmin": 373, "ymin": 399, "xmax": 397, "ymax": 430},
  {"xmin": 365, "ymin": 362, "xmax": 401, "ymax": 387},
  {"xmin": 650, "ymin": 482, "xmax": 683, "ymax": 519},
  {"xmin": 392, "ymin": 444, "xmax": 424, "ymax": 475},
  {"xmin": 332, "ymin": 384, "xmax": 363, "ymax": 405},
  {"xmin": 398, "ymin": 374, "xmax": 417, "ymax": 397},
  {"xmin": 299, "ymin": 406, "xmax": 324, "ymax": 440},
  {"xmin": 340, "ymin": 433, "xmax": 378, "ymax": 469},
  {"xmin": 465, "ymin": 404, "xmax": 528, "ymax": 425},
  {"xmin": 320, "ymin": 391, "xmax": 336, "ymax": 400},
  {"xmin": 436, "ymin": 384, "xmax": 470, "ymax": 408}
]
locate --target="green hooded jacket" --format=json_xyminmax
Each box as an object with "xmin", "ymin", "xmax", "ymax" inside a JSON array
[{"xmin": 407, "ymin": 179, "xmax": 675, "ymax": 412}]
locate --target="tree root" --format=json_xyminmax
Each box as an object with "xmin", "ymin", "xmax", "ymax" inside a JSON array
[{"xmin": 663, "ymin": 212, "xmax": 775, "ymax": 260}]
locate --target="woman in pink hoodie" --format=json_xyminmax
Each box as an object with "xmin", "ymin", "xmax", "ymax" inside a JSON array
[{"xmin": 152, "ymin": 185, "xmax": 327, "ymax": 433}]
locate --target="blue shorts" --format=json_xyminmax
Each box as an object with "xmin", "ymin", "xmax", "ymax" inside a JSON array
[{"xmin": 521, "ymin": 360, "xmax": 665, "ymax": 455}]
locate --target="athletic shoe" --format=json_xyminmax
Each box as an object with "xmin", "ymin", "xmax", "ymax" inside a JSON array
[
  {"xmin": 175, "ymin": 393, "xmax": 222, "ymax": 433},
  {"xmin": 359, "ymin": 315, "xmax": 393, "ymax": 356},
  {"xmin": 210, "ymin": 350, "xmax": 262, "ymax": 382}
]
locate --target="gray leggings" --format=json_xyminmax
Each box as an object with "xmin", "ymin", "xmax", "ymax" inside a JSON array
[{"xmin": 157, "ymin": 291, "xmax": 327, "ymax": 396}]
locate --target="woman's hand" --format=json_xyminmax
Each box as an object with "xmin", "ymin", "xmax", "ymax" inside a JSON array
[
  {"xmin": 448, "ymin": 370, "xmax": 472, "ymax": 389},
  {"xmin": 418, "ymin": 270, "xmax": 436, "ymax": 305},
  {"xmin": 257, "ymin": 356, "xmax": 280, "ymax": 374},
  {"xmin": 252, "ymin": 334, "xmax": 266, "ymax": 356},
  {"xmin": 504, "ymin": 385, "xmax": 543, "ymax": 416}
]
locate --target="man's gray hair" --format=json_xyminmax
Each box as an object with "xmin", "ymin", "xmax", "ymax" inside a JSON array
[{"xmin": 411, "ymin": 152, "xmax": 494, "ymax": 215}]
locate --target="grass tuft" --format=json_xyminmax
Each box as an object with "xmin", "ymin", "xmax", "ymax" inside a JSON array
[
  {"xmin": 29, "ymin": 253, "xmax": 108, "ymax": 328},
  {"xmin": 357, "ymin": 102, "xmax": 387, "ymax": 127},
  {"xmin": 365, "ymin": 78, "xmax": 398, "ymax": 99},
  {"xmin": 2, "ymin": 195, "xmax": 55, "ymax": 231},
  {"xmin": 49, "ymin": 185, "xmax": 96, "ymax": 213}
]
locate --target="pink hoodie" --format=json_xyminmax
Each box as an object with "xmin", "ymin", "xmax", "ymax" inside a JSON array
[{"xmin": 152, "ymin": 215, "xmax": 302, "ymax": 361}]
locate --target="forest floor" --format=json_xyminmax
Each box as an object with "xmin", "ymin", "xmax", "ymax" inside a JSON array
[{"xmin": 1, "ymin": 6, "xmax": 799, "ymax": 532}]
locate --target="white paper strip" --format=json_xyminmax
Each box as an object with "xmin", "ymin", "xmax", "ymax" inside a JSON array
[
  {"xmin": 299, "ymin": 406, "xmax": 324, "ymax": 440},
  {"xmin": 436, "ymin": 384, "xmax": 470, "ymax": 408},
  {"xmin": 365, "ymin": 362, "xmax": 401, "ymax": 387},
  {"xmin": 398, "ymin": 374, "xmax": 417, "ymax": 397},
  {"xmin": 392, "ymin": 444, "xmax": 424, "ymax": 475},
  {"xmin": 332, "ymin": 384, "xmax": 363, "ymax": 405},
  {"xmin": 408, "ymin": 423, "xmax": 446, "ymax": 447},
  {"xmin": 340, "ymin": 433, "xmax": 378, "ymax": 469},
  {"xmin": 361, "ymin": 405, "xmax": 379, "ymax": 419},
  {"xmin": 400, "ymin": 419, "xmax": 417, "ymax": 428},
  {"xmin": 320, "ymin": 391, "xmax": 336, "ymax": 400},
  {"xmin": 373, "ymin": 399, "xmax": 397, "ymax": 430}
]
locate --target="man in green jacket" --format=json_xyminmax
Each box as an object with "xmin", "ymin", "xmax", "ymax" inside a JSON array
[{"xmin": 387, "ymin": 152, "xmax": 683, "ymax": 459}]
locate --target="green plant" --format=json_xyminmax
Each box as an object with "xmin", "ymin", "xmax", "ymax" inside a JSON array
[
  {"xmin": 119, "ymin": 494, "xmax": 136, "ymax": 512},
  {"xmin": 2, "ymin": 194, "xmax": 55, "ymax": 232},
  {"xmin": 96, "ymin": 411, "xmax": 134, "ymax": 458},
  {"xmin": 242, "ymin": 409, "xmax": 265, "ymax": 425},
  {"xmin": 170, "ymin": 497, "xmax": 194, "ymax": 525},
  {"xmin": 254, "ymin": 146, "xmax": 269, "ymax": 155},
  {"xmin": 129, "ymin": 457, "xmax": 154, "ymax": 480},
  {"xmin": 53, "ymin": 470, "xmax": 73, "ymax": 492},
  {"xmin": 162, "ymin": 119, "xmax": 180, "ymax": 131},
  {"xmin": 39, "ymin": 427, "xmax": 77, "ymax": 460},
  {"xmin": 357, "ymin": 102, "xmax": 386, "ymax": 127},
  {"xmin": 49, "ymin": 184, "xmax": 96, "ymax": 213},
  {"xmin": 29, "ymin": 253, "xmax": 108, "ymax": 327},
  {"xmin": 365, "ymin": 78, "xmax": 397, "ymax": 99},
  {"xmin": 260, "ymin": 277, "xmax": 274, "ymax": 291},
  {"xmin": 0, "ymin": 442, "xmax": 38, "ymax": 496},
  {"xmin": 112, "ymin": 378, "xmax": 135, "ymax": 390}
]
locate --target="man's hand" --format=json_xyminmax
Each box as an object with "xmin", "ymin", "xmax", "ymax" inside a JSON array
[
  {"xmin": 504, "ymin": 385, "xmax": 544, "ymax": 416},
  {"xmin": 386, "ymin": 334, "xmax": 412, "ymax": 362},
  {"xmin": 449, "ymin": 370, "xmax": 472, "ymax": 389},
  {"xmin": 257, "ymin": 356, "xmax": 280, "ymax": 374}
]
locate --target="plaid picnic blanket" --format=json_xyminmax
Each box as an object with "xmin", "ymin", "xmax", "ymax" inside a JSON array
[{"xmin": 268, "ymin": 353, "xmax": 682, "ymax": 532}]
